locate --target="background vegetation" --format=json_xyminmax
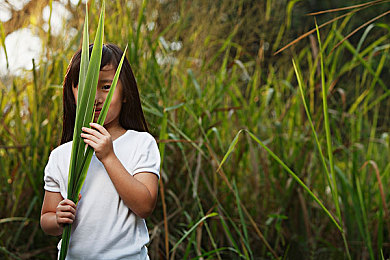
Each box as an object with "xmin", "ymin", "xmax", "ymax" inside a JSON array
[{"xmin": 1, "ymin": 0, "xmax": 390, "ymax": 259}]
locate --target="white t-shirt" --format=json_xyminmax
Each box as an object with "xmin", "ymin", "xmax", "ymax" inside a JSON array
[{"xmin": 44, "ymin": 130, "xmax": 160, "ymax": 260}]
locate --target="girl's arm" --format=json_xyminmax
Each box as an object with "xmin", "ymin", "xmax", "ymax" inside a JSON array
[
  {"xmin": 81, "ymin": 123, "xmax": 158, "ymax": 219},
  {"xmin": 40, "ymin": 191, "xmax": 77, "ymax": 236},
  {"xmin": 101, "ymin": 156, "xmax": 158, "ymax": 218}
]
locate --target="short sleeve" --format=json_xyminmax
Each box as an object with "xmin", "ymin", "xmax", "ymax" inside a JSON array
[
  {"xmin": 43, "ymin": 151, "xmax": 61, "ymax": 192},
  {"xmin": 132, "ymin": 134, "xmax": 161, "ymax": 178}
]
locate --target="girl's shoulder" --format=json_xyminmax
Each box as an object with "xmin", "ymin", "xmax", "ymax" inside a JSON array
[
  {"xmin": 45, "ymin": 141, "xmax": 73, "ymax": 173},
  {"xmin": 118, "ymin": 130, "xmax": 159, "ymax": 154},
  {"xmin": 49, "ymin": 140, "xmax": 73, "ymax": 158},
  {"xmin": 124, "ymin": 130, "xmax": 157, "ymax": 143}
]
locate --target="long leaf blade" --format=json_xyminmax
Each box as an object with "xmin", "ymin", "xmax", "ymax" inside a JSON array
[
  {"xmin": 59, "ymin": 1, "xmax": 105, "ymax": 260},
  {"xmin": 67, "ymin": 4, "xmax": 90, "ymax": 203},
  {"xmin": 245, "ymin": 130, "xmax": 342, "ymax": 231},
  {"xmin": 72, "ymin": 0, "xmax": 105, "ymax": 191},
  {"xmin": 74, "ymin": 45, "xmax": 127, "ymax": 196},
  {"xmin": 77, "ymin": 5, "xmax": 90, "ymax": 108},
  {"xmin": 170, "ymin": 213, "xmax": 218, "ymax": 253}
]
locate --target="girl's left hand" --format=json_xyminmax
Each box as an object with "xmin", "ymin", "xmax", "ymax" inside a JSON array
[{"xmin": 81, "ymin": 123, "xmax": 114, "ymax": 162}]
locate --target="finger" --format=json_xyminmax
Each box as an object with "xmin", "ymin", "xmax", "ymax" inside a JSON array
[
  {"xmin": 57, "ymin": 204, "xmax": 76, "ymax": 215},
  {"xmin": 59, "ymin": 199, "xmax": 76, "ymax": 209},
  {"xmin": 89, "ymin": 123, "xmax": 110, "ymax": 135},
  {"xmin": 57, "ymin": 202, "xmax": 76, "ymax": 212},
  {"xmin": 58, "ymin": 217, "xmax": 74, "ymax": 225},
  {"xmin": 83, "ymin": 138, "xmax": 98, "ymax": 149},
  {"xmin": 57, "ymin": 211, "xmax": 76, "ymax": 220},
  {"xmin": 82, "ymin": 127, "xmax": 104, "ymax": 139},
  {"xmin": 81, "ymin": 133, "xmax": 100, "ymax": 143}
]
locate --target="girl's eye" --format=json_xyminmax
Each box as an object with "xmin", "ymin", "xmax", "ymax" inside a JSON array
[{"xmin": 102, "ymin": 84, "xmax": 111, "ymax": 90}]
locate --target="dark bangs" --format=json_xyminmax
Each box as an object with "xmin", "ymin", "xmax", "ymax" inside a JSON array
[{"xmin": 66, "ymin": 45, "xmax": 117, "ymax": 90}]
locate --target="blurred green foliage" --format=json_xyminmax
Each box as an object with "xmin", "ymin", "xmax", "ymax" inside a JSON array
[{"xmin": 1, "ymin": 0, "xmax": 390, "ymax": 259}]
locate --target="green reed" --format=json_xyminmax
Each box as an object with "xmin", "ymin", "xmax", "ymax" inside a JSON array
[{"xmin": 0, "ymin": 0, "xmax": 389, "ymax": 259}]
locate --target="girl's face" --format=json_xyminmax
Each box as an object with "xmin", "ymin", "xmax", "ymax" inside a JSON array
[{"xmin": 72, "ymin": 64, "xmax": 125, "ymax": 130}]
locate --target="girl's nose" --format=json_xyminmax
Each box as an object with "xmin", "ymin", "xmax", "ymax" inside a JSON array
[{"xmin": 95, "ymin": 92, "xmax": 104, "ymax": 104}]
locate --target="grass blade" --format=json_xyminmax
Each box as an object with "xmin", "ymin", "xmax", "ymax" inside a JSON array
[
  {"xmin": 216, "ymin": 129, "xmax": 243, "ymax": 172},
  {"xmin": 66, "ymin": 2, "xmax": 90, "ymax": 209},
  {"xmin": 72, "ymin": 0, "xmax": 105, "ymax": 184},
  {"xmin": 170, "ymin": 213, "xmax": 218, "ymax": 253},
  {"xmin": 158, "ymin": 112, "xmax": 169, "ymax": 259},
  {"xmin": 59, "ymin": 1, "xmax": 105, "ymax": 259},
  {"xmin": 307, "ymin": 0, "xmax": 385, "ymax": 16},
  {"xmin": 233, "ymin": 181, "xmax": 253, "ymax": 259},
  {"xmin": 292, "ymin": 59, "xmax": 332, "ymax": 186},
  {"xmin": 245, "ymin": 130, "xmax": 342, "ymax": 231},
  {"xmin": 77, "ymin": 4, "xmax": 90, "ymax": 108},
  {"xmin": 216, "ymin": 127, "xmax": 342, "ymax": 231},
  {"xmin": 74, "ymin": 44, "xmax": 127, "ymax": 196},
  {"xmin": 315, "ymin": 22, "xmax": 352, "ymax": 259}
]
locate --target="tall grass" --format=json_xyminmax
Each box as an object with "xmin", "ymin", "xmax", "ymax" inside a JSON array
[{"xmin": 1, "ymin": 0, "xmax": 389, "ymax": 259}]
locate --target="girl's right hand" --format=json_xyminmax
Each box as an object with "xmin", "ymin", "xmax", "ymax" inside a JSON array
[{"xmin": 56, "ymin": 199, "xmax": 77, "ymax": 227}]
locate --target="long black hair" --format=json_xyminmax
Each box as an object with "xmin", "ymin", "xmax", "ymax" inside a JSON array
[{"xmin": 60, "ymin": 43, "xmax": 148, "ymax": 144}]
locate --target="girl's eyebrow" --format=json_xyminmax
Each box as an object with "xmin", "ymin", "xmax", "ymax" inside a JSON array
[{"xmin": 99, "ymin": 79, "xmax": 113, "ymax": 84}]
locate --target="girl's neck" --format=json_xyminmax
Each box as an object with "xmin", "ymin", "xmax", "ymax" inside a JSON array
[{"xmin": 104, "ymin": 123, "xmax": 127, "ymax": 141}]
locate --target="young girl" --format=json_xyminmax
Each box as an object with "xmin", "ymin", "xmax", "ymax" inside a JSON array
[{"xmin": 40, "ymin": 43, "xmax": 160, "ymax": 259}]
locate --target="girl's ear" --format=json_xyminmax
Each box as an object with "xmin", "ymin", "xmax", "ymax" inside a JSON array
[{"xmin": 123, "ymin": 98, "xmax": 127, "ymax": 103}]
